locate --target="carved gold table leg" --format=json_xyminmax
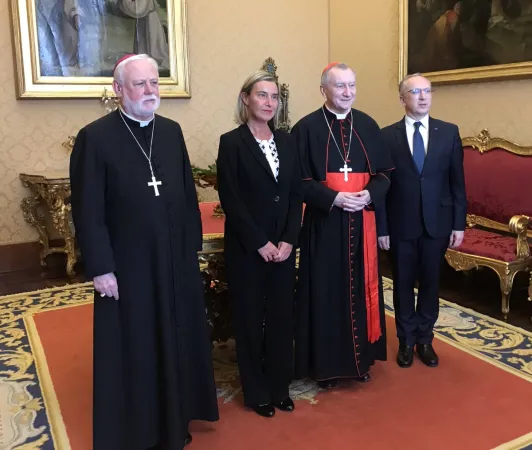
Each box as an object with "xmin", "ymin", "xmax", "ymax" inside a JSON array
[
  {"xmin": 20, "ymin": 173, "xmax": 77, "ymax": 278},
  {"xmin": 44, "ymin": 187, "xmax": 77, "ymax": 278},
  {"xmin": 20, "ymin": 194, "xmax": 50, "ymax": 268}
]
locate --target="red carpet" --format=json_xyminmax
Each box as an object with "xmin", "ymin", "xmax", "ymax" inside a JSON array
[{"xmin": 34, "ymin": 304, "xmax": 532, "ymax": 450}]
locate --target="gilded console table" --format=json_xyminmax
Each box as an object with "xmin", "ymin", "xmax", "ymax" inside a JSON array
[{"xmin": 19, "ymin": 171, "xmax": 77, "ymax": 277}]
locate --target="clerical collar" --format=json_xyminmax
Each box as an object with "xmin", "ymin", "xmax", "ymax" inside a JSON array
[
  {"xmin": 405, "ymin": 114, "xmax": 429, "ymax": 128},
  {"xmin": 119, "ymin": 107, "xmax": 154, "ymax": 127},
  {"xmin": 324, "ymin": 105, "xmax": 350, "ymax": 120}
]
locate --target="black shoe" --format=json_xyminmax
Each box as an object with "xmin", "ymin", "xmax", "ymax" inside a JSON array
[
  {"xmin": 317, "ymin": 379, "xmax": 338, "ymax": 389},
  {"xmin": 252, "ymin": 403, "xmax": 275, "ymax": 418},
  {"xmin": 416, "ymin": 343, "xmax": 439, "ymax": 367},
  {"xmin": 274, "ymin": 397, "xmax": 295, "ymax": 412},
  {"xmin": 184, "ymin": 433, "xmax": 192, "ymax": 446},
  {"xmin": 354, "ymin": 373, "xmax": 371, "ymax": 383},
  {"xmin": 397, "ymin": 344, "xmax": 414, "ymax": 368}
]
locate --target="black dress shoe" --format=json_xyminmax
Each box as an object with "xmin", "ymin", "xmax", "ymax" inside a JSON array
[
  {"xmin": 397, "ymin": 344, "xmax": 414, "ymax": 368},
  {"xmin": 416, "ymin": 343, "xmax": 439, "ymax": 367},
  {"xmin": 184, "ymin": 433, "xmax": 192, "ymax": 446},
  {"xmin": 317, "ymin": 379, "xmax": 338, "ymax": 389},
  {"xmin": 273, "ymin": 397, "xmax": 295, "ymax": 412},
  {"xmin": 252, "ymin": 403, "xmax": 275, "ymax": 418},
  {"xmin": 354, "ymin": 373, "xmax": 371, "ymax": 383}
]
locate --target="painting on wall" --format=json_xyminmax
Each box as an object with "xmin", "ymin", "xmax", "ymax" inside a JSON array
[
  {"xmin": 10, "ymin": 0, "xmax": 190, "ymax": 98},
  {"xmin": 400, "ymin": 0, "xmax": 532, "ymax": 84}
]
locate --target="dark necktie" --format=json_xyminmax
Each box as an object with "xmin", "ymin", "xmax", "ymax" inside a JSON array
[{"xmin": 413, "ymin": 121, "xmax": 425, "ymax": 173}]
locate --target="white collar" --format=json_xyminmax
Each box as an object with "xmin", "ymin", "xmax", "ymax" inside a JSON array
[
  {"xmin": 325, "ymin": 105, "xmax": 350, "ymax": 120},
  {"xmin": 120, "ymin": 107, "xmax": 154, "ymax": 128},
  {"xmin": 405, "ymin": 114, "xmax": 429, "ymax": 129}
]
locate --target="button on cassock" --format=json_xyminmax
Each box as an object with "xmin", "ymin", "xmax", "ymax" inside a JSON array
[{"xmin": 273, "ymin": 196, "xmax": 280, "ymax": 202}]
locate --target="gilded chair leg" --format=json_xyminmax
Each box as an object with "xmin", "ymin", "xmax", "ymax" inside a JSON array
[
  {"xmin": 497, "ymin": 267, "xmax": 516, "ymax": 321},
  {"xmin": 500, "ymin": 291, "xmax": 510, "ymax": 320}
]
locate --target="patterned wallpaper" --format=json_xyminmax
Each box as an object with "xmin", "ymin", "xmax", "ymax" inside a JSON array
[
  {"xmin": 329, "ymin": 0, "xmax": 532, "ymax": 143},
  {"xmin": 0, "ymin": 0, "xmax": 328, "ymax": 244}
]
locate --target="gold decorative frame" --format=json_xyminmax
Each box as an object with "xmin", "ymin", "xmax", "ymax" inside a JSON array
[
  {"xmin": 10, "ymin": 0, "xmax": 190, "ymax": 98},
  {"xmin": 261, "ymin": 57, "xmax": 291, "ymax": 132},
  {"xmin": 399, "ymin": 1, "xmax": 532, "ymax": 85},
  {"xmin": 445, "ymin": 129, "xmax": 532, "ymax": 319}
]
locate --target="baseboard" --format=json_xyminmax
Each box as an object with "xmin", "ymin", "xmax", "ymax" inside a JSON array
[{"xmin": 0, "ymin": 241, "xmax": 68, "ymax": 274}]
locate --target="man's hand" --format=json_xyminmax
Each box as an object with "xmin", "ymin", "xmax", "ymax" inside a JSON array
[
  {"xmin": 449, "ymin": 230, "xmax": 464, "ymax": 249},
  {"xmin": 94, "ymin": 273, "xmax": 119, "ymax": 300},
  {"xmin": 335, "ymin": 190, "xmax": 371, "ymax": 212},
  {"xmin": 273, "ymin": 242, "xmax": 293, "ymax": 262},
  {"xmin": 378, "ymin": 236, "xmax": 390, "ymax": 250},
  {"xmin": 258, "ymin": 242, "xmax": 279, "ymax": 262}
]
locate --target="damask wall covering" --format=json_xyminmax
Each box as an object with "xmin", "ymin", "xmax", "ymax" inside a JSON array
[
  {"xmin": 329, "ymin": 0, "xmax": 532, "ymax": 143},
  {"xmin": 0, "ymin": 0, "xmax": 328, "ymax": 244},
  {"xmin": 5, "ymin": 0, "xmax": 532, "ymax": 246}
]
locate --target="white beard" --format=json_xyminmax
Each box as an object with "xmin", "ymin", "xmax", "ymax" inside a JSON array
[{"xmin": 123, "ymin": 95, "xmax": 160, "ymax": 119}]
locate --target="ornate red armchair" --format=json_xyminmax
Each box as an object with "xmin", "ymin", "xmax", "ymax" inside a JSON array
[{"xmin": 445, "ymin": 130, "xmax": 532, "ymax": 319}]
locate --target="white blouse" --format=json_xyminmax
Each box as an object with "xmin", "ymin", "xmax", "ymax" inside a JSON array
[{"xmin": 255, "ymin": 136, "xmax": 280, "ymax": 181}]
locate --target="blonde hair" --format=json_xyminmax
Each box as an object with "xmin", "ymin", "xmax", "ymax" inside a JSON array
[{"xmin": 235, "ymin": 70, "xmax": 281, "ymax": 126}]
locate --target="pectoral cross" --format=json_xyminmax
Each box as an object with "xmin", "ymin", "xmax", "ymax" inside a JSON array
[
  {"xmin": 148, "ymin": 176, "xmax": 162, "ymax": 196},
  {"xmin": 340, "ymin": 163, "xmax": 352, "ymax": 182}
]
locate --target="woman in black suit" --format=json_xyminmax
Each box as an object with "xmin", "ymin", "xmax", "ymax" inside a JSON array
[{"xmin": 216, "ymin": 70, "xmax": 303, "ymax": 418}]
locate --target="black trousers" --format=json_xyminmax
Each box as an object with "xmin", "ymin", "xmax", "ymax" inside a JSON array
[
  {"xmin": 226, "ymin": 252, "xmax": 295, "ymax": 407},
  {"xmin": 390, "ymin": 231, "xmax": 449, "ymax": 346}
]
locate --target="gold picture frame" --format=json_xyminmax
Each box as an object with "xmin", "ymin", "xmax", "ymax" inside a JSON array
[
  {"xmin": 399, "ymin": 0, "xmax": 532, "ymax": 85},
  {"xmin": 10, "ymin": 0, "xmax": 190, "ymax": 98}
]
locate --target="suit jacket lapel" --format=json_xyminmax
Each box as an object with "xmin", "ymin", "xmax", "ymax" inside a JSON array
[
  {"xmin": 422, "ymin": 117, "xmax": 439, "ymax": 174},
  {"xmin": 239, "ymin": 125, "xmax": 277, "ymax": 182},
  {"xmin": 394, "ymin": 120, "xmax": 418, "ymax": 173},
  {"xmin": 273, "ymin": 130, "xmax": 289, "ymax": 186}
]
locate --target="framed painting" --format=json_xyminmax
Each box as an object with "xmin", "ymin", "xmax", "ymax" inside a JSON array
[
  {"xmin": 10, "ymin": 0, "xmax": 190, "ymax": 98},
  {"xmin": 399, "ymin": 0, "xmax": 532, "ymax": 85}
]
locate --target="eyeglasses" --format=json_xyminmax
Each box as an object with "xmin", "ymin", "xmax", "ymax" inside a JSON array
[{"xmin": 406, "ymin": 88, "xmax": 433, "ymax": 95}]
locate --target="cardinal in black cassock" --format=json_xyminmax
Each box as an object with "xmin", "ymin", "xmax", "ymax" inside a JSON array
[
  {"xmin": 69, "ymin": 54, "xmax": 218, "ymax": 450},
  {"xmin": 292, "ymin": 63, "xmax": 394, "ymax": 387}
]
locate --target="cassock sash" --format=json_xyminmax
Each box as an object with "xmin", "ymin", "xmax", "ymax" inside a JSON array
[{"xmin": 324, "ymin": 172, "xmax": 381, "ymax": 344}]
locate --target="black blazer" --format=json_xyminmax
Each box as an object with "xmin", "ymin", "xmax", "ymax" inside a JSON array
[
  {"xmin": 377, "ymin": 117, "xmax": 466, "ymax": 240},
  {"xmin": 216, "ymin": 124, "xmax": 303, "ymax": 254}
]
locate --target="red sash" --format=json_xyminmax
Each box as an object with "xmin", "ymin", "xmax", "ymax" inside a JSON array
[{"xmin": 324, "ymin": 172, "xmax": 381, "ymax": 343}]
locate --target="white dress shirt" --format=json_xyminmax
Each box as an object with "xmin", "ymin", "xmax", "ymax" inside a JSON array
[{"xmin": 405, "ymin": 114, "xmax": 429, "ymax": 155}]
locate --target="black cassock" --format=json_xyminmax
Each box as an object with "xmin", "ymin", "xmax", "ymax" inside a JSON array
[
  {"xmin": 70, "ymin": 110, "xmax": 219, "ymax": 450},
  {"xmin": 292, "ymin": 107, "xmax": 394, "ymax": 381}
]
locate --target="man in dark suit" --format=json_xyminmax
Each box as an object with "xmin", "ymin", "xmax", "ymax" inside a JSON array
[{"xmin": 377, "ymin": 73, "xmax": 466, "ymax": 368}]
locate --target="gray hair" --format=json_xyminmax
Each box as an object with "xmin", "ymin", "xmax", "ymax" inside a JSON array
[
  {"xmin": 113, "ymin": 54, "xmax": 159, "ymax": 84},
  {"xmin": 321, "ymin": 63, "xmax": 354, "ymax": 86},
  {"xmin": 399, "ymin": 73, "xmax": 430, "ymax": 95},
  {"xmin": 235, "ymin": 70, "xmax": 281, "ymax": 126}
]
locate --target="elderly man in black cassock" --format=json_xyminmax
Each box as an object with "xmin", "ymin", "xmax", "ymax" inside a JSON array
[
  {"xmin": 70, "ymin": 54, "xmax": 219, "ymax": 450},
  {"xmin": 292, "ymin": 62, "xmax": 394, "ymax": 389}
]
